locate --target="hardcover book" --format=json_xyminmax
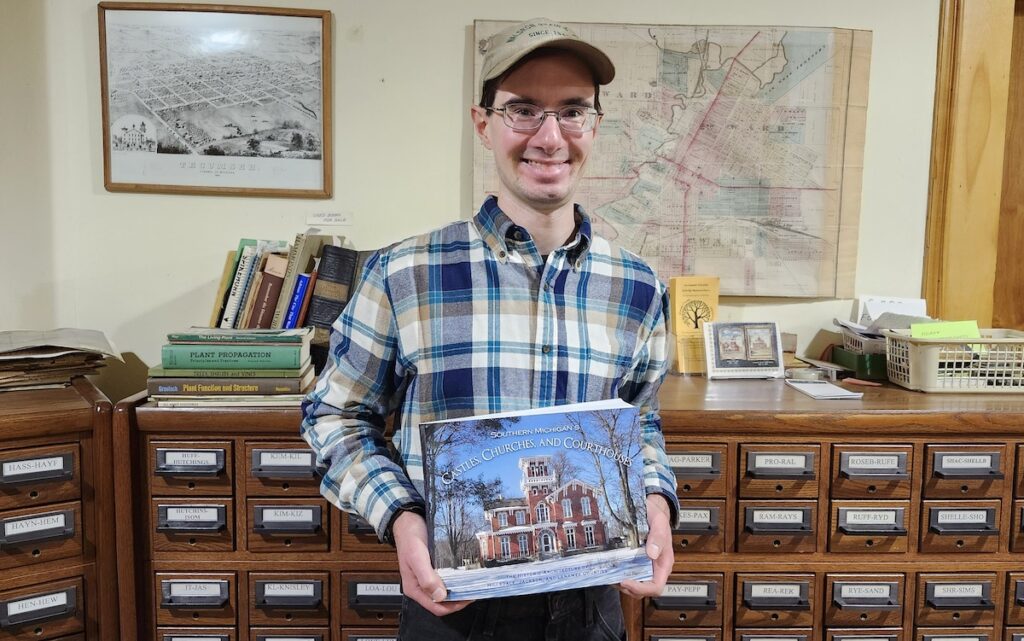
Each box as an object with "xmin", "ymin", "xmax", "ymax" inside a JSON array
[{"xmin": 419, "ymin": 399, "xmax": 653, "ymax": 601}]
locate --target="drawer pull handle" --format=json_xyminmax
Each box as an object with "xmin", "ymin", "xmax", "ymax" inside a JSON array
[
  {"xmin": 0, "ymin": 586, "xmax": 77, "ymax": 628},
  {"xmin": 0, "ymin": 509, "xmax": 75, "ymax": 548},
  {"xmin": 0, "ymin": 454, "xmax": 73, "ymax": 486},
  {"xmin": 255, "ymin": 579, "xmax": 322, "ymax": 608}
]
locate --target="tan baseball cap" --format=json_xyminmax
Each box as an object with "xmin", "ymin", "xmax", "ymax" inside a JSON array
[{"xmin": 479, "ymin": 18, "xmax": 615, "ymax": 96}]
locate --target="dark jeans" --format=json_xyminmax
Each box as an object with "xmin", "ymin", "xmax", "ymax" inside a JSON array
[{"xmin": 397, "ymin": 585, "xmax": 626, "ymax": 641}]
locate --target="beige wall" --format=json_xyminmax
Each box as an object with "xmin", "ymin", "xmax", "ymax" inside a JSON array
[{"xmin": 0, "ymin": 0, "xmax": 941, "ymax": 398}]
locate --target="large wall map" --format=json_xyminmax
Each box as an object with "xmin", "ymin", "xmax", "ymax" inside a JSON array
[{"xmin": 474, "ymin": 22, "xmax": 871, "ymax": 297}]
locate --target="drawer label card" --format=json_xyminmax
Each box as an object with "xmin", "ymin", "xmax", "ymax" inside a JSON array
[
  {"xmin": 663, "ymin": 583, "xmax": 709, "ymax": 598},
  {"xmin": 6, "ymin": 591, "xmax": 67, "ymax": 616},
  {"xmin": 750, "ymin": 584, "xmax": 802, "ymax": 598},
  {"xmin": 754, "ymin": 454, "xmax": 805, "ymax": 468},
  {"xmin": 669, "ymin": 454, "xmax": 713, "ymax": 468},
  {"xmin": 844, "ymin": 510, "xmax": 899, "ymax": 525},
  {"xmin": 678, "ymin": 509, "xmax": 712, "ymax": 524},
  {"xmin": 846, "ymin": 455, "xmax": 900, "ymax": 469},
  {"xmin": 939, "ymin": 454, "xmax": 992, "ymax": 469},
  {"xmin": 259, "ymin": 451, "xmax": 313, "ymax": 466},
  {"xmin": 165, "ymin": 637, "xmax": 230, "ymax": 641},
  {"xmin": 263, "ymin": 582, "xmax": 316, "ymax": 597},
  {"xmin": 164, "ymin": 451, "xmax": 219, "ymax": 467},
  {"xmin": 356, "ymin": 583, "xmax": 401, "ymax": 596},
  {"xmin": 168, "ymin": 582, "xmax": 224, "ymax": 597},
  {"xmin": 840, "ymin": 584, "xmax": 892, "ymax": 599},
  {"xmin": 3, "ymin": 512, "xmax": 66, "ymax": 536},
  {"xmin": 752, "ymin": 510, "xmax": 804, "ymax": 523},
  {"xmin": 2, "ymin": 456, "xmax": 65, "ymax": 477},
  {"xmin": 263, "ymin": 508, "xmax": 314, "ymax": 522},
  {"xmin": 936, "ymin": 510, "xmax": 989, "ymax": 524},
  {"xmin": 932, "ymin": 584, "xmax": 983, "ymax": 598},
  {"xmin": 165, "ymin": 507, "xmax": 221, "ymax": 522}
]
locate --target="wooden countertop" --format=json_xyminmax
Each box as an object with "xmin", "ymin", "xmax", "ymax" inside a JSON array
[{"xmin": 0, "ymin": 384, "xmax": 95, "ymax": 438}]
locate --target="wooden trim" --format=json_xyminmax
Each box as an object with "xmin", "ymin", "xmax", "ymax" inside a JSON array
[
  {"xmin": 113, "ymin": 392, "xmax": 147, "ymax": 641},
  {"xmin": 923, "ymin": 0, "xmax": 1014, "ymax": 323}
]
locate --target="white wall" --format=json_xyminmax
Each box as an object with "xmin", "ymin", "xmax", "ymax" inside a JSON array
[{"xmin": 0, "ymin": 0, "xmax": 941, "ymax": 396}]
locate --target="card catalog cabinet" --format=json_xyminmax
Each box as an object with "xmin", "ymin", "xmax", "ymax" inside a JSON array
[
  {"xmin": 0, "ymin": 378, "xmax": 115, "ymax": 641},
  {"xmin": 115, "ymin": 377, "xmax": 1024, "ymax": 641}
]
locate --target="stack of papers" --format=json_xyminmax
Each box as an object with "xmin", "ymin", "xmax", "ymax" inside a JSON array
[
  {"xmin": 786, "ymin": 379, "xmax": 864, "ymax": 400},
  {"xmin": 0, "ymin": 329, "xmax": 121, "ymax": 391}
]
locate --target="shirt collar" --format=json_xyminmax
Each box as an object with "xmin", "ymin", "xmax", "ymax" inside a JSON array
[{"xmin": 474, "ymin": 195, "xmax": 593, "ymax": 264}]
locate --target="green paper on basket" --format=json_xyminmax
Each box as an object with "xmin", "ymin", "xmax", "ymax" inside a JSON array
[{"xmin": 910, "ymin": 320, "xmax": 981, "ymax": 339}]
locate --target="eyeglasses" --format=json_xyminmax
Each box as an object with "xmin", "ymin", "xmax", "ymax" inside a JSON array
[{"xmin": 487, "ymin": 102, "xmax": 602, "ymax": 133}]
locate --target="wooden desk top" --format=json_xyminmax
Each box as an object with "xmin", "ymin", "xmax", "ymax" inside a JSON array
[{"xmin": 0, "ymin": 383, "xmax": 95, "ymax": 438}]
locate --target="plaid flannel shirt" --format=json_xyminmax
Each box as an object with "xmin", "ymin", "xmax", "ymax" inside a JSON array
[{"xmin": 300, "ymin": 196, "xmax": 678, "ymax": 541}]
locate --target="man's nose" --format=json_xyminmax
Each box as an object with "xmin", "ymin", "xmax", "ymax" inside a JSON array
[{"xmin": 529, "ymin": 113, "xmax": 566, "ymax": 153}]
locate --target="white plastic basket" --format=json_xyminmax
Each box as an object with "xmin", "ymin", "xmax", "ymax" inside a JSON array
[
  {"xmin": 841, "ymin": 327, "xmax": 886, "ymax": 355},
  {"xmin": 883, "ymin": 329, "xmax": 1024, "ymax": 393}
]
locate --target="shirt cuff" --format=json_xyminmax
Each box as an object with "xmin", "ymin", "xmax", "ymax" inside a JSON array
[
  {"xmin": 647, "ymin": 488, "xmax": 680, "ymax": 530},
  {"xmin": 379, "ymin": 501, "xmax": 426, "ymax": 546}
]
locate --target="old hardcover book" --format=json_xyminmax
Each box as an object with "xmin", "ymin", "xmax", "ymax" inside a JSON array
[
  {"xmin": 147, "ymin": 368, "xmax": 314, "ymax": 396},
  {"xmin": 248, "ymin": 252, "xmax": 290, "ymax": 329},
  {"xmin": 669, "ymin": 276, "xmax": 720, "ymax": 374},
  {"xmin": 148, "ymin": 362, "xmax": 311, "ymax": 378},
  {"xmin": 160, "ymin": 343, "xmax": 308, "ymax": 369},
  {"xmin": 271, "ymin": 232, "xmax": 342, "ymax": 329},
  {"xmin": 419, "ymin": 399, "xmax": 653, "ymax": 601},
  {"xmin": 208, "ymin": 249, "xmax": 238, "ymax": 328},
  {"xmin": 219, "ymin": 244, "xmax": 258, "ymax": 329},
  {"xmin": 167, "ymin": 327, "xmax": 313, "ymax": 344},
  {"xmin": 305, "ymin": 245, "xmax": 360, "ymax": 346}
]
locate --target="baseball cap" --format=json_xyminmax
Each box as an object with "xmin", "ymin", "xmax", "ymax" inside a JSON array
[{"xmin": 479, "ymin": 18, "xmax": 615, "ymax": 97}]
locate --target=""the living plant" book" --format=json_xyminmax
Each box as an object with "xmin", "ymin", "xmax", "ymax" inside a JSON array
[{"xmin": 419, "ymin": 399, "xmax": 653, "ymax": 601}]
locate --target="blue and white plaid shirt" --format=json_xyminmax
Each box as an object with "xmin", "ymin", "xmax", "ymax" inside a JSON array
[{"xmin": 301, "ymin": 196, "xmax": 678, "ymax": 540}]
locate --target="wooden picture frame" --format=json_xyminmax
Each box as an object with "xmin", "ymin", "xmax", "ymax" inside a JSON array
[{"xmin": 98, "ymin": 3, "xmax": 332, "ymax": 198}]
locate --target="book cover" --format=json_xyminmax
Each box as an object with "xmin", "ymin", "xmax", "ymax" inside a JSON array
[
  {"xmin": 282, "ymin": 273, "xmax": 312, "ymax": 330},
  {"xmin": 148, "ymin": 362, "xmax": 311, "ymax": 378},
  {"xmin": 147, "ymin": 369, "xmax": 314, "ymax": 396},
  {"xmin": 167, "ymin": 327, "xmax": 313, "ymax": 344},
  {"xmin": 208, "ymin": 249, "xmax": 238, "ymax": 328},
  {"xmin": 248, "ymin": 252, "xmax": 290, "ymax": 329},
  {"xmin": 669, "ymin": 276, "xmax": 720, "ymax": 375},
  {"xmin": 161, "ymin": 343, "xmax": 308, "ymax": 369},
  {"xmin": 295, "ymin": 269, "xmax": 319, "ymax": 327},
  {"xmin": 306, "ymin": 245, "xmax": 360, "ymax": 345},
  {"xmin": 419, "ymin": 399, "xmax": 653, "ymax": 601}
]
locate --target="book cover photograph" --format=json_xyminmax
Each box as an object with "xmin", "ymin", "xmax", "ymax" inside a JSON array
[{"xmin": 420, "ymin": 399, "xmax": 653, "ymax": 601}]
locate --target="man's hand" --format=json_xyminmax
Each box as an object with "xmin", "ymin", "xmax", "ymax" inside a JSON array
[
  {"xmin": 619, "ymin": 494, "xmax": 674, "ymax": 599},
  {"xmin": 392, "ymin": 510, "xmax": 474, "ymax": 616}
]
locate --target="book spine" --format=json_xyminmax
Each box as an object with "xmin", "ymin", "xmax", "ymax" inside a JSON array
[
  {"xmin": 272, "ymin": 233, "xmax": 306, "ymax": 329},
  {"xmin": 219, "ymin": 246, "xmax": 257, "ymax": 329},
  {"xmin": 283, "ymin": 274, "xmax": 311, "ymax": 329},
  {"xmin": 249, "ymin": 270, "xmax": 286, "ymax": 329},
  {"xmin": 296, "ymin": 270, "xmax": 318, "ymax": 327},
  {"xmin": 148, "ymin": 377, "xmax": 304, "ymax": 395},
  {"xmin": 149, "ymin": 367, "xmax": 306, "ymax": 378},
  {"xmin": 161, "ymin": 344, "xmax": 303, "ymax": 369},
  {"xmin": 306, "ymin": 245, "xmax": 358, "ymax": 343},
  {"xmin": 166, "ymin": 334, "xmax": 304, "ymax": 344},
  {"xmin": 208, "ymin": 249, "xmax": 238, "ymax": 328},
  {"xmin": 238, "ymin": 272, "xmax": 264, "ymax": 329}
]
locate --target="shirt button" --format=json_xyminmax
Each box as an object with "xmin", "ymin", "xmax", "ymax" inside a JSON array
[
  {"xmin": 514, "ymin": 230, "xmax": 525, "ymax": 241},
  {"xmin": 498, "ymin": 250, "xmax": 506, "ymax": 259},
  {"xmin": 543, "ymin": 283, "xmax": 551, "ymax": 292},
  {"xmin": 542, "ymin": 345, "xmax": 552, "ymax": 354}
]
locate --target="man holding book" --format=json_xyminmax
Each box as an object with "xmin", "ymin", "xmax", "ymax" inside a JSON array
[{"xmin": 302, "ymin": 17, "xmax": 678, "ymax": 640}]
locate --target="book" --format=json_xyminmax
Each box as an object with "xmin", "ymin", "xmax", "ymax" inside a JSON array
[
  {"xmin": 248, "ymin": 252, "xmax": 290, "ymax": 329},
  {"xmin": 295, "ymin": 269, "xmax": 319, "ymax": 327},
  {"xmin": 669, "ymin": 276, "xmax": 719, "ymax": 375},
  {"xmin": 785, "ymin": 379, "xmax": 864, "ymax": 400},
  {"xmin": 147, "ymin": 369, "xmax": 314, "ymax": 396},
  {"xmin": 148, "ymin": 362, "xmax": 311, "ymax": 378},
  {"xmin": 306, "ymin": 245, "xmax": 374, "ymax": 346},
  {"xmin": 161, "ymin": 343, "xmax": 309, "ymax": 369},
  {"xmin": 271, "ymin": 232, "xmax": 342, "ymax": 329},
  {"xmin": 237, "ymin": 263, "xmax": 265, "ymax": 330},
  {"xmin": 167, "ymin": 327, "xmax": 313, "ymax": 344},
  {"xmin": 282, "ymin": 272, "xmax": 312, "ymax": 330},
  {"xmin": 219, "ymin": 243, "xmax": 258, "ymax": 329},
  {"xmin": 419, "ymin": 399, "xmax": 653, "ymax": 601},
  {"xmin": 153, "ymin": 395, "xmax": 306, "ymax": 408},
  {"xmin": 208, "ymin": 249, "xmax": 238, "ymax": 327}
]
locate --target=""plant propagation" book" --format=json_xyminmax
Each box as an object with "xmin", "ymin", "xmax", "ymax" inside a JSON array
[{"xmin": 419, "ymin": 399, "xmax": 653, "ymax": 601}]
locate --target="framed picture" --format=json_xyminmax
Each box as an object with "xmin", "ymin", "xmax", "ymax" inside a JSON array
[
  {"xmin": 703, "ymin": 321, "xmax": 785, "ymax": 379},
  {"xmin": 98, "ymin": 3, "xmax": 332, "ymax": 198}
]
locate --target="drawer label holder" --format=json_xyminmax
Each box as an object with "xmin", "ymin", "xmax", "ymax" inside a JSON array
[
  {"xmin": 0, "ymin": 586, "xmax": 77, "ymax": 628},
  {"xmin": 745, "ymin": 507, "xmax": 813, "ymax": 534},
  {"xmin": 155, "ymin": 448, "xmax": 225, "ymax": 477},
  {"xmin": 668, "ymin": 452, "xmax": 722, "ymax": 479},
  {"xmin": 924, "ymin": 582, "xmax": 994, "ymax": 610},
  {"xmin": 251, "ymin": 449, "xmax": 319, "ymax": 479},
  {"xmin": 256, "ymin": 635, "xmax": 324, "ymax": 641},
  {"xmin": 933, "ymin": 452, "xmax": 1003, "ymax": 479},
  {"xmin": 160, "ymin": 580, "xmax": 230, "ymax": 608},
  {"xmin": 348, "ymin": 513, "xmax": 377, "ymax": 534},
  {"xmin": 837, "ymin": 508, "xmax": 907, "ymax": 535},
  {"xmin": 673, "ymin": 507, "xmax": 720, "ymax": 534},
  {"xmin": 0, "ymin": 509, "xmax": 75, "ymax": 547},
  {"xmin": 348, "ymin": 581, "xmax": 403, "ymax": 610},
  {"xmin": 163, "ymin": 636, "xmax": 231, "ymax": 641},
  {"xmin": 253, "ymin": 506, "xmax": 322, "ymax": 533},
  {"xmin": 651, "ymin": 581, "xmax": 718, "ymax": 610},
  {"xmin": 747, "ymin": 452, "xmax": 815, "ymax": 479},
  {"xmin": 832, "ymin": 581, "xmax": 899, "ymax": 609},
  {"xmin": 839, "ymin": 452, "xmax": 909, "ymax": 480},
  {"xmin": 255, "ymin": 579, "xmax": 323, "ymax": 608},
  {"xmin": 0, "ymin": 453, "xmax": 73, "ymax": 486},
  {"xmin": 157, "ymin": 505, "xmax": 227, "ymax": 533},
  {"xmin": 928, "ymin": 508, "xmax": 998, "ymax": 535},
  {"xmin": 742, "ymin": 582, "xmax": 810, "ymax": 610}
]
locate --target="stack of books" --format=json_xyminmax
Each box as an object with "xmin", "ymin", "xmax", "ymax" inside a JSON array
[{"xmin": 147, "ymin": 327, "xmax": 315, "ymax": 407}]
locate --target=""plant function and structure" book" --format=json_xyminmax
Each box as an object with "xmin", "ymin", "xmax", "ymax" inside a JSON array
[{"xmin": 419, "ymin": 399, "xmax": 653, "ymax": 601}]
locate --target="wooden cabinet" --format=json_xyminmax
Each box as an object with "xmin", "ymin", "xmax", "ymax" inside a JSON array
[
  {"xmin": 0, "ymin": 378, "xmax": 115, "ymax": 641},
  {"xmin": 114, "ymin": 377, "xmax": 1024, "ymax": 641}
]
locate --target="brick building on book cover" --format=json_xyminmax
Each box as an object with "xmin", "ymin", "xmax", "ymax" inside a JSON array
[{"xmin": 477, "ymin": 455, "xmax": 609, "ymax": 565}]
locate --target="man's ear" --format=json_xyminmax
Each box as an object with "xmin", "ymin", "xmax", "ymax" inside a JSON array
[{"xmin": 471, "ymin": 105, "xmax": 493, "ymax": 150}]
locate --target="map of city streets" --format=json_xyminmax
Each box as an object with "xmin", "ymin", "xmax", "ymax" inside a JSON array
[{"xmin": 474, "ymin": 23, "xmax": 871, "ymax": 297}]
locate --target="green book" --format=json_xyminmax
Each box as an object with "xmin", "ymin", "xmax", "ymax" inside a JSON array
[
  {"xmin": 148, "ymin": 363, "xmax": 311, "ymax": 378},
  {"xmin": 161, "ymin": 344, "xmax": 306, "ymax": 369},
  {"xmin": 167, "ymin": 327, "xmax": 313, "ymax": 344}
]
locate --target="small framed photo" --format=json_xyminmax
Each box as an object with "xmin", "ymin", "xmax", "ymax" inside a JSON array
[
  {"xmin": 98, "ymin": 3, "xmax": 332, "ymax": 198},
  {"xmin": 703, "ymin": 321, "xmax": 785, "ymax": 379}
]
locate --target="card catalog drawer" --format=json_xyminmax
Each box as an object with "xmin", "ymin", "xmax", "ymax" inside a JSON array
[
  {"xmin": 920, "ymin": 501, "xmax": 1001, "ymax": 554},
  {"xmin": 734, "ymin": 628, "xmax": 814, "ymax": 641},
  {"xmin": 150, "ymin": 441, "xmax": 233, "ymax": 496},
  {"xmin": 247, "ymin": 498, "xmax": 329, "ymax": 553},
  {"xmin": 155, "ymin": 572, "xmax": 237, "ymax": 627},
  {"xmin": 245, "ymin": 442, "xmax": 321, "ymax": 496},
  {"xmin": 739, "ymin": 445, "xmax": 819, "ymax": 498},
  {"xmin": 645, "ymin": 574, "xmax": 724, "ymax": 627},
  {"xmin": 251, "ymin": 629, "xmax": 327, "ymax": 641},
  {"xmin": 0, "ymin": 576, "xmax": 83, "ymax": 640},
  {"xmin": 248, "ymin": 572, "xmax": 329, "ymax": 626},
  {"xmin": 831, "ymin": 444, "xmax": 913, "ymax": 499},
  {"xmin": 827, "ymin": 628, "xmax": 904, "ymax": 641},
  {"xmin": 152, "ymin": 498, "xmax": 234, "ymax": 553},
  {"xmin": 338, "ymin": 628, "xmax": 399, "ymax": 641},
  {"xmin": 341, "ymin": 572, "xmax": 402, "ymax": 627},
  {"xmin": 0, "ymin": 500, "xmax": 82, "ymax": 570},
  {"xmin": 157, "ymin": 628, "xmax": 236, "ymax": 641},
  {"xmin": 668, "ymin": 444, "xmax": 728, "ymax": 498},
  {"xmin": 825, "ymin": 574, "xmax": 904, "ymax": 627},
  {"xmin": 916, "ymin": 573, "xmax": 997, "ymax": 627},
  {"xmin": 735, "ymin": 574, "xmax": 815, "ymax": 628},
  {"xmin": 0, "ymin": 444, "xmax": 79, "ymax": 511},
  {"xmin": 915, "ymin": 628, "xmax": 994, "ymax": 641},
  {"xmin": 923, "ymin": 445, "xmax": 1006, "ymax": 499},
  {"xmin": 1006, "ymin": 573, "xmax": 1024, "ymax": 626},
  {"xmin": 674, "ymin": 499, "xmax": 726, "ymax": 554},
  {"xmin": 1011, "ymin": 502, "xmax": 1024, "ymax": 552},
  {"xmin": 829, "ymin": 501, "xmax": 909, "ymax": 553},
  {"xmin": 1007, "ymin": 629, "xmax": 1024, "ymax": 641},
  {"xmin": 341, "ymin": 513, "xmax": 393, "ymax": 555},
  {"xmin": 737, "ymin": 501, "xmax": 817, "ymax": 554}
]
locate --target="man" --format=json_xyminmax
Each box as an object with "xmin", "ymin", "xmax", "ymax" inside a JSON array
[{"xmin": 301, "ymin": 17, "xmax": 678, "ymax": 640}]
